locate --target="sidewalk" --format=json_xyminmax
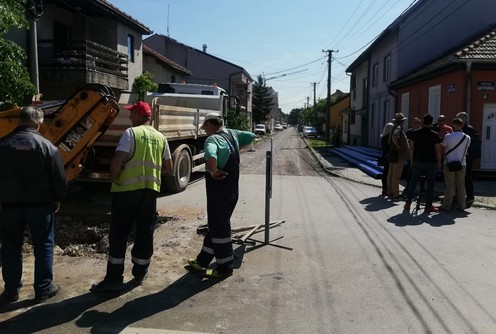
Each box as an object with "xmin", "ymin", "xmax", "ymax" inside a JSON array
[{"xmin": 310, "ymin": 145, "xmax": 496, "ymax": 211}]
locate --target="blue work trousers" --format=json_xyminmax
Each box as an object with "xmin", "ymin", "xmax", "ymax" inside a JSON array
[
  {"xmin": 105, "ymin": 189, "xmax": 157, "ymax": 282},
  {"xmin": 197, "ymin": 136, "xmax": 239, "ymax": 272},
  {"xmin": 1, "ymin": 206, "xmax": 54, "ymax": 295}
]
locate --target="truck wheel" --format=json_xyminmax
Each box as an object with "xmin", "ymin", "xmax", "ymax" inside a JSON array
[{"xmin": 163, "ymin": 147, "xmax": 191, "ymax": 193}]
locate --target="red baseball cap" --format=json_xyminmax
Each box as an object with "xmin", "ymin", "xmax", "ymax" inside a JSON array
[{"xmin": 124, "ymin": 101, "xmax": 151, "ymax": 117}]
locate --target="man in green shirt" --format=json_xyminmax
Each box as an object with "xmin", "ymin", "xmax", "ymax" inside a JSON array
[{"xmin": 188, "ymin": 113, "xmax": 255, "ymax": 278}]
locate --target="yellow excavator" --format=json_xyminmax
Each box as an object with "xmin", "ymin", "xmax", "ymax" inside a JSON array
[{"xmin": 0, "ymin": 84, "xmax": 119, "ymax": 181}]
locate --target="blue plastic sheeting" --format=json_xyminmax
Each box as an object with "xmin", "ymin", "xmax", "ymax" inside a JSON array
[
  {"xmin": 331, "ymin": 147, "xmax": 383, "ymax": 179},
  {"xmin": 345, "ymin": 146, "xmax": 382, "ymax": 158},
  {"xmin": 332, "ymin": 146, "xmax": 445, "ymax": 182},
  {"xmin": 333, "ymin": 147, "xmax": 383, "ymax": 170}
]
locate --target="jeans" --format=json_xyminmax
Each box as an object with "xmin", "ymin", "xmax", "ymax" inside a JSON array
[
  {"xmin": 406, "ymin": 161, "xmax": 437, "ymax": 207},
  {"xmin": 1, "ymin": 206, "xmax": 54, "ymax": 295}
]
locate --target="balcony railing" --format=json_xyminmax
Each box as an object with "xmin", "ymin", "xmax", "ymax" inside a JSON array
[{"xmin": 38, "ymin": 39, "xmax": 128, "ymax": 78}]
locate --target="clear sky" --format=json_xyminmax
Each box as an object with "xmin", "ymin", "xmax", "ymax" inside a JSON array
[{"xmin": 111, "ymin": 0, "xmax": 417, "ymax": 114}]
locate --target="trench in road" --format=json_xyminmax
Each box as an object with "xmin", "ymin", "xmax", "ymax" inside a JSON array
[{"xmin": 241, "ymin": 128, "xmax": 325, "ymax": 177}]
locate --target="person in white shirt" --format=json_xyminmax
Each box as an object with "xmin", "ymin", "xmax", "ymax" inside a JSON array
[{"xmin": 439, "ymin": 118, "xmax": 471, "ymax": 211}]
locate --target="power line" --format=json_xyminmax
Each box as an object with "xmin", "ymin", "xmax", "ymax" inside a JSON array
[
  {"xmin": 265, "ymin": 69, "xmax": 309, "ymax": 81},
  {"xmin": 265, "ymin": 56, "xmax": 326, "ymax": 76},
  {"xmin": 325, "ymin": 0, "xmax": 366, "ymax": 48},
  {"xmin": 332, "ymin": 0, "xmax": 382, "ymax": 48}
]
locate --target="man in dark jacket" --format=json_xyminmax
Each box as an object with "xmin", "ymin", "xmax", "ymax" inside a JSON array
[
  {"xmin": 379, "ymin": 123, "xmax": 394, "ymax": 196},
  {"xmin": 0, "ymin": 106, "xmax": 67, "ymax": 306},
  {"xmin": 404, "ymin": 114, "xmax": 442, "ymax": 213},
  {"xmin": 402, "ymin": 117, "xmax": 422, "ymax": 197},
  {"xmin": 456, "ymin": 112, "xmax": 481, "ymax": 208}
]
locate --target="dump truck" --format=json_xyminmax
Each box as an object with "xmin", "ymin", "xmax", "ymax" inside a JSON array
[
  {"xmin": 0, "ymin": 84, "xmax": 120, "ymax": 182},
  {"xmin": 78, "ymin": 82, "xmax": 238, "ymax": 193}
]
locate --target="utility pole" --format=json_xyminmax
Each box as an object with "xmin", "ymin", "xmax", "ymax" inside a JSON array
[
  {"xmin": 311, "ymin": 82, "xmax": 317, "ymax": 107},
  {"xmin": 311, "ymin": 82, "xmax": 317, "ymax": 131},
  {"xmin": 322, "ymin": 49, "xmax": 338, "ymax": 144},
  {"xmin": 27, "ymin": 0, "xmax": 44, "ymax": 96}
]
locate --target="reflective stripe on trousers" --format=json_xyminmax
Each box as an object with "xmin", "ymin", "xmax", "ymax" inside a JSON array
[{"xmin": 197, "ymin": 132, "xmax": 240, "ymax": 271}]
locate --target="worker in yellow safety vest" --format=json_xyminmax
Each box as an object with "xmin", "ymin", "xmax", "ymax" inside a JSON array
[{"xmin": 91, "ymin": 101, "xmax": 172, "ymax": 292}]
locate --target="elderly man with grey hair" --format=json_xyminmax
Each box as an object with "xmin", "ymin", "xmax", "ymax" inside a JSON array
[
  {"xmin": 455, "ymin": 112, "xmax": 481, "ymax": 207},
  {"xmin": 0, "ymin": 106, "xmax": 67, "ymax": 306}
]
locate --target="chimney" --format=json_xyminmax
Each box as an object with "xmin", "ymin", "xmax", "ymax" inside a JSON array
[{"xmin": 203, "ymin": 44, "xmax": 207, "ymax": 53}]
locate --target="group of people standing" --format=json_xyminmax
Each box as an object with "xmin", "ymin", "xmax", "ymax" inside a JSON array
[
  {"xmin": 380, "ymin": 112, "xmax": 480, "ymax": 213},
  {"xmin": 0, "ymin": 102, "xmax": 255, "ymax": 306}
]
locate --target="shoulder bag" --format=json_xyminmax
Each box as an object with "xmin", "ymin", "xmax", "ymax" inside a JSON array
[{"xmin": 445, "ymin": 135, "xmax": 466, "ymax": 172}]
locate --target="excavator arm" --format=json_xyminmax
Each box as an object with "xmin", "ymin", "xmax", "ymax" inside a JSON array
[{"xmin": 0, "ymin": 84, "xmax": 119, "ymax": 182}]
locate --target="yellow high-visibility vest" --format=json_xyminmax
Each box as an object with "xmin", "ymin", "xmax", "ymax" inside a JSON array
[{"xmin": 111, "ymin": 125, "xmax": 165, "ymax": 192}]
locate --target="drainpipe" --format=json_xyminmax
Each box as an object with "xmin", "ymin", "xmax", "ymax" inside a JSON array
[
  {"xmin": 347, "ymin": 108, "xmax": 352, "ymax": 145},
  {"xmin": 465, "ymin": 61, "xmax": 472, "ymax": 119},
  {"xmin": 29, "ymin": 20, "xmax": 40, "ymax": 95}
]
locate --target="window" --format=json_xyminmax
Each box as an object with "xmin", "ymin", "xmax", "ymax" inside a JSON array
[
  {"xmin": 428, "ymin": 85, "xmax": 441, "ymax": 118},
  {"xmin": 370, "ymin": 103, "xmax": 376, "ymax": 130},
  {"xmin": 372, "ymin": 64, "xmax": 379, "ymax": 86},
  {"xmin": 170, "ymin": 75, "xmax": 176, "ymax": 83},
  {"xmin": 383, "ymin": 55, "xmax": 391, "ymax": 82},
  {"xmin": 350, "ymin": 108, "xmax": 356, "ymax": 125},
  {"xmin": 362, "ymin": 78, "xmax": 368, "ymax": 107},
  {"xmin": 401, "ymin": 93, "xmax": 410, "ymax": 119},
  {"xmin": 383, "ymin": 100, "xmax": 390, "ymax": 123},
  {"xmin": 127, "ymin": 34, "xmax": 135, "ymax": 62},
  {"xmin": 351, "ymin": 74, "xmax": 357, "ymax": 100},
  {"xmin": 54, "ymin": 21, "xmax": 71, "ymax": 50}
]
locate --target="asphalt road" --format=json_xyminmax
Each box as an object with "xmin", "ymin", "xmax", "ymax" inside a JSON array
[{"xmin": 1, "ymin": 128, "xmax": 495, "ymax": 333}]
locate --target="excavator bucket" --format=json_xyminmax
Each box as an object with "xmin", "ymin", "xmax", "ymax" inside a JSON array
[
  {"xmin": 0, "ymin": 107, "xmax": 22, "ymax": 138},
  {"xmin": 40, "ymin": 84, "xmax": 119, "ymax": 181},
  {"xmin": 0, "ymin": 84, "xmax": 119, "ymax": 182}
]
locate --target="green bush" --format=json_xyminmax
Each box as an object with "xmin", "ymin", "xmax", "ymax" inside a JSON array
[
  {"xmin": 226, "ymin": 110, "xmax": 250, "ymax": 131},
  {"xmin": 132, "ymin": 71, "xmax": 157, "ymax": 100}
]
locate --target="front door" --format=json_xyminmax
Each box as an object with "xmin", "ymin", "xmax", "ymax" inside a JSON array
[{"xmin": 481, "ymin": 104, "xmax": 496, "ymax": 169}]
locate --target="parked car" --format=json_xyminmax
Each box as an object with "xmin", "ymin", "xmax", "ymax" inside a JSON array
[
  {"xmin": 274, "ymin": 123, "xmax": 283, "ymax": 131},
  {"xmin": 254, "ymin": 124, "xmax": 266, "ymax": 136},
  {"xmin": 303, "ymin": 126, "xmax": 318, "ymax": 138}
]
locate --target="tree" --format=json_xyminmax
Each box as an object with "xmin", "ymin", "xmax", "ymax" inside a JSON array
[
  {"xmin": 252, "ymin": 75, "xmax": 274, "ymax": 124},
  {"xmin": 132, "ymin": 71, "xmax": 158, "ymax": 100},
  {"xmin": 288, "ymin": 108, "xmax": 302, "ymax": 125},
  {"xmin": 313, "ymin": 98, "xmax": 327, "ymax": 131},
  {"xmin": 0, "ymin": 0, "xmax": 36, "ymax": 110},
  {"xmin": 226, "ymin": 110, "xmax": 250, "ymax": 131}
]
